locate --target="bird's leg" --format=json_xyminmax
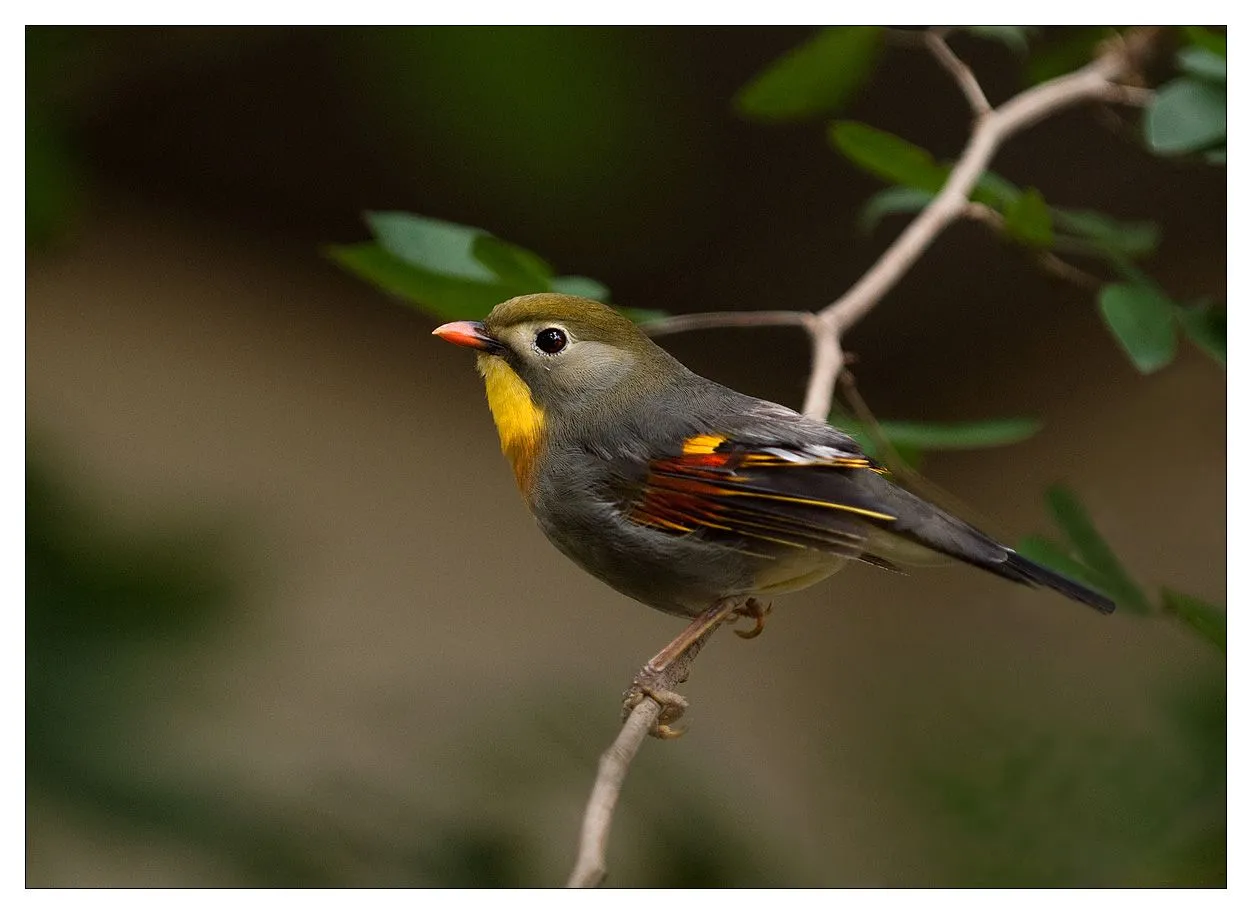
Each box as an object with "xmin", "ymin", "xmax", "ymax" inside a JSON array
[
  {"xmin": 729, "ymin": 598, "xmax": 772, "ymax": 639},
  {"xmin": 622, "ymin": 597, "xmax": 741, "ymax": 738}
]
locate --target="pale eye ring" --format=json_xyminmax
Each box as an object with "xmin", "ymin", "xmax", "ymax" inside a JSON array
[{"xmin": 535, "ymin": 327, "xmax": 568, "ymax": 354}]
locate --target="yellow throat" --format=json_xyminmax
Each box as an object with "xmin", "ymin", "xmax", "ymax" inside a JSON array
[{"xmin": 477, "ymin": 355, "xmax": 545, "ymax": 494}]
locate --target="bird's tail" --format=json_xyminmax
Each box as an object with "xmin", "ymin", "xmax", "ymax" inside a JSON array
[
  {"xmin": 990, "ymin": 549, "xmax": 1114, "ymax": 614},
  {"xmin": 867, "ymin": 479, "xmax": 1115, "ymax": 614}
]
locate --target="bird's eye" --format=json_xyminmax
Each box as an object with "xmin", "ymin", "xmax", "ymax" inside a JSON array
[{"xmin": 535, "ymin": 327, "xmax": 568, "ymax": 354}]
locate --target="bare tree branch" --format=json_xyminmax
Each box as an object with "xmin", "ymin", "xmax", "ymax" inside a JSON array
[
  {"xmin": 567, "ymin": 607, "xmax": 730, "ymax": 887},
  {"xmin": 964, "ymin": 202, "xmax": 1104, "ymax": 291},
  {"xmin": 642, "ymin": 310, "xmax": 813, "ymax": 337},
  {"xmin": 925, "ymin": 30, "xmax": 991, "ymax": 116},
  {"xmin": 567, "ymin": 28, "xmax": 1155, "ymax": 887}
]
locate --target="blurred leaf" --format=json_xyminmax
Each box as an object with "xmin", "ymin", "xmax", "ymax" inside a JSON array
[
  {"xmin": 963, "ymin": 26, "xmax": 1034, "ymax": 54},
  {"xmin": 366, "ymin": 211, "xmax": 497, "ymax": 281},
  {"xmin": 326, "ymin": 242, "xmax": 517, "ymax": 321},
  {"xmin": 620, "ymin": 307, "xmax": 669, "ymax": 324},
  {"xmin": 333, "ymin": 214, "xmax": 616, "ymax": 322},
  {"xmin": 1204, "ymin": 147, "xmax": 1226, "ymax": 165},
  {"xmin": 1176, "ymin": 47, "xmax": 1226, "ymax": 83},
  {"xmin": 1175, "ymin": 300, "xmax": 1226, "ymax": 366},
  {"xmin": 1025, "ymin": 27, "xmax": 1112, "ymax": 84},
  {"xmin": 1016, "ymin": 535, "xmax": 1106, "ymax": 592},
  {"xmin": 471, "ymin": 234, "xmax": 553, "ymax": 287},
  {"xmin": 1161, "ymin": 589, "xmax": 1225, "ymax": 651},
  {"xmin": 873, "ymin": 417, "xmax": 1042, "ymax": 450},
  {"xmin": 1182, "ymin": 26, "xmax": 1226, "ymax": 58},
  {"xmin": 735, "ymin": 27, "xmax": 883, "ymax": 122},
  {"xmin": 971, "ymin": 171, "xmax": 1023, "ymax": 210},
  {"xmin": 549, "ymin": 275, "xmax": 611, "ymax": 301},
  {"xmin": 832, "ymin": 415, "xmax": 1041, "ymax": 462},
  {"xmin": 857, "ymin": 186, "xmax": 936, "ymax": 232},
  {"xmin": 1003, "ymin": 187, "xmax": 1054, "ymax": 249},
  {"xmin": 1050, "ymin": 208, "xmax": 1160, "ymax": 259},
  {"xmin": 1044, "ymin": 485, "xmax": 1151, "ymax": 614},
  {"xmin": 1145, "ymin": 79, "xmax": 1226, "ymax": 155},
  {"xmin": 830, "ymin": 122, "xmax": 947, "ymax": 192},
  {"xmin": 26, "ymin": 111, "xmax": 79, "ymax": 247},
  {"xmin": 1098, "ymin": 283, "xmax": 1178, "ymax": 374}
]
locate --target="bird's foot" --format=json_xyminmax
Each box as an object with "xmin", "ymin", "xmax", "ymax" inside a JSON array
[
  {"xmin": 729, "ymin": 598, "xmax": 772, "ymax": 639},
  {"xmin": 622, "ymin": 677, "xmax": 690, "ymax": 740}
]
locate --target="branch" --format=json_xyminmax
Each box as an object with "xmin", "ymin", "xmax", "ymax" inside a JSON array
[
  {"xmin": 642, "ymin": 310, "xmax": 813, "ymax": 337},
  {"xmin": 925, "ymin": 31, "xmax": 991, "ymax": 115},
  {"xmin": 567, "ymin": 27, "xmax": 1156, "ymax": 886},
  {"xmin": 567, "ymin": 610, "xmax": 728, "ymax": 887},
  {"xmin": 964, "ymin": 202, "xmax": 1104, "ymax": 291},
  {"xmin": 800, "ymin": 37, "xmax": 1139, "ymax": 418}
]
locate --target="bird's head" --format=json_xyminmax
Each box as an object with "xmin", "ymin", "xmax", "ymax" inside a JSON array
[{"xmin": 433, "ymin": 293, "xmax": 680, "ymax": 490}]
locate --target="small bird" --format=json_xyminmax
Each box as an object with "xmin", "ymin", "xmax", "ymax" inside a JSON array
[{"xmin": 433, "ymin": 294, "xmax": 1113, "ymax": 692}]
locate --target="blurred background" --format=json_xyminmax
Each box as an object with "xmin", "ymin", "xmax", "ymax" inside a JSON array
[{"xmin": 26, "ymin": 26, "xmax": 1224, "ymax": 886}]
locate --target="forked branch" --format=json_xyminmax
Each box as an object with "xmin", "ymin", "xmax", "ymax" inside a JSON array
[{"xmin": 574, "ymin": 27, "xmax": 1156, "ymax": 888}]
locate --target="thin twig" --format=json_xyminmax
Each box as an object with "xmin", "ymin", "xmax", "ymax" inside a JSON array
[
  {"xmin": 964, "ymin": 202, "xmax": 1104, "ymax": 291},
  {"xmin": 801, "ymin": 45, "xmax": 1136, "ymax": 419},
  {"xmin": 567, "ymin": 610, "xmax": 729, "ymax": 887},
  {"xmin": 925, "ymin": 30, "xmax": 991, "ymax": 115},
  {"xmin": 1102, "ymin": 83, "xmax": 1154, "ymax": 107},
  {"xmin": 642, "ymin": 310, "xmax": 813, "ymax": 337}
]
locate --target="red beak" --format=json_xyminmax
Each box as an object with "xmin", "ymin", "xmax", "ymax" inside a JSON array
[{"xmin": 432, "ymin": 320, "xmax": 504, "ymax": 353}]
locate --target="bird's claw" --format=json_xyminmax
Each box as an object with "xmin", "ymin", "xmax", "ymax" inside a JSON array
[
  {"xmin": 730, "ymin": 598, "xmax": 772, "ymax": 639},
  {"xmin": 623, "ymin": 682, "xmax": 690, "ymax": 739}
]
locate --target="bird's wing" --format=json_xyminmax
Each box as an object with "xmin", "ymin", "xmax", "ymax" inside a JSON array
[
  {"xmin": 619, "ymin": 426, "xmax": 1114, "ymax": 613},
  {"xmin": 623, "ymin": 431, "xmax": 898, "ymax": 563}
]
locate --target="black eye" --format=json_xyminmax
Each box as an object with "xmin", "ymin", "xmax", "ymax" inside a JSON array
[{"xmin": 535, "ymin": 327, "xmax": 568, "ymax": 354}]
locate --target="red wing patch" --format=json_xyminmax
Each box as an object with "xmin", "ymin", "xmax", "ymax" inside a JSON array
[{"xmin": 628, "ymin": 434, "xmax": 896, "ymax": 556}]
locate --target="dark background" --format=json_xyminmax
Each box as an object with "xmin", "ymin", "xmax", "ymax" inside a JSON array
[{"xmin": 27, "ymin": 26, "xmax": 1225, "ymax": 886}]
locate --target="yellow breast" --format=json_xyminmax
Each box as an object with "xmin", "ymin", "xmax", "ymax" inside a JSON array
[{"xmin": 477, "ymin": 355, "xmax": 545, "ymax": 495}]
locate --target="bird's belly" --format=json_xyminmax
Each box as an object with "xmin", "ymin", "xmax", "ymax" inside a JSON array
[
  {"xmin": 535, "ymin": 505, "xmax": 756, "ymax": 618},
  {"xmin": 749, "ymin": 550, "xmax": 846, "ymax": 595}
]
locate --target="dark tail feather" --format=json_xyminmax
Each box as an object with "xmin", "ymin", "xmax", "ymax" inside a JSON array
[
  {"xmin": 867, "ymin": 479, "xmax": 1115, "ymax": 614},
  {"xmin": 997, "ymin": 550, "xmax": 1115, "ymax": 614}
]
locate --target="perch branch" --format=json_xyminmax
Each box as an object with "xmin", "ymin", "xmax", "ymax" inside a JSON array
[
  {"xmin": 568, "ymin": 27, "xmax": 1154, "ymax": 887},
  {"xmin": 567, "ymin": 608, "xmax": 730, "ymax": 887}
]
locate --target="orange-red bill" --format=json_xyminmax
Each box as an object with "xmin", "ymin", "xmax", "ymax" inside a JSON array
[{"xmin": 432, "ymin": 320, "xmax": 503, "ymax": 353}]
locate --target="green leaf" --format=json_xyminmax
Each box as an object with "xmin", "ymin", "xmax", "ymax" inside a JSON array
[
  {"xmin": 1177, "ymin": 46, "xmax": 1226, "ymax": 83},
  {"xmin": 829, "ymin": 122, "xmax": 948, "ymax": 192},
  {"xmin": 26, "ymin": 110, "xmax": 79, "ymax": 247},
  {"xmin": 1182, "ymin": 26, "xmax": 1226, "ymax": 59},
  {"xmin": 619, "ymin": 307, "xmax": 669, "ymax": 324},
  {"xmin": 324, "ymin": 242, "xmax": 517, "ymax": 321},
  {"xmin": 549, "ymin": 275, "xmax": 611, "ymax": 301},
  {"xmin": 1161, "ymin": 588, "xmax": 1226, "ymax": 651},
  {"xmin": 1015, "ymin": 535, "xmax": 1106, "ymax": 593},
  {"xmin": 970, "ymin": 171, "xmax": 1023, "ymax": 210},
  {"xmin": 1003, "ymin": 187, "xmax": 1054, "ymax": 249},
  {"xmin": 1050, "ymin": 208, "xmax": 1160, "ymax": 259},
  {"xmin": 831, "ymin": 415, "xmax": 1041, "ymax": 459},
  {"xmin": 471, "ymin": 235, "xmax": 553, "ymax": 288},
  {"xmin": 1176, "ymin": 300, "xmax": 1226, "ymax": 366},
  {"xmin": 735, "ymin": 27, "xmax": 883, "ymax": 122},
  {"xmin": 873, "ymin": 417, "xmax": 1043, "ymax": 451},
  {"xmin": 1098, "ymin": 283, "xmax": 1178, "ymax": 374},
  {"xmin": 365, "ymin": 212, "xmax": 497, "ymax": 282},
  {"xmin": 1145, "ymin": 78, "xmax": 1227, "ymax": 155},
  {"xmin": 1044, "ymin": 486, "xmax": 1151, "ymax": 614},
  {"xmin": 963, "ymin": 26, "xmax": 1033, "ymax": 55},
  {"xmin": 857, "ymin": 186, "xmax": 936, "ymax": 233}
]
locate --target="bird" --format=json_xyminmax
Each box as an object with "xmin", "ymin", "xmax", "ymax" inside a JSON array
[{"xmin": 433, "ymin": 293, "xmax": 1113, "ymax": 727}]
